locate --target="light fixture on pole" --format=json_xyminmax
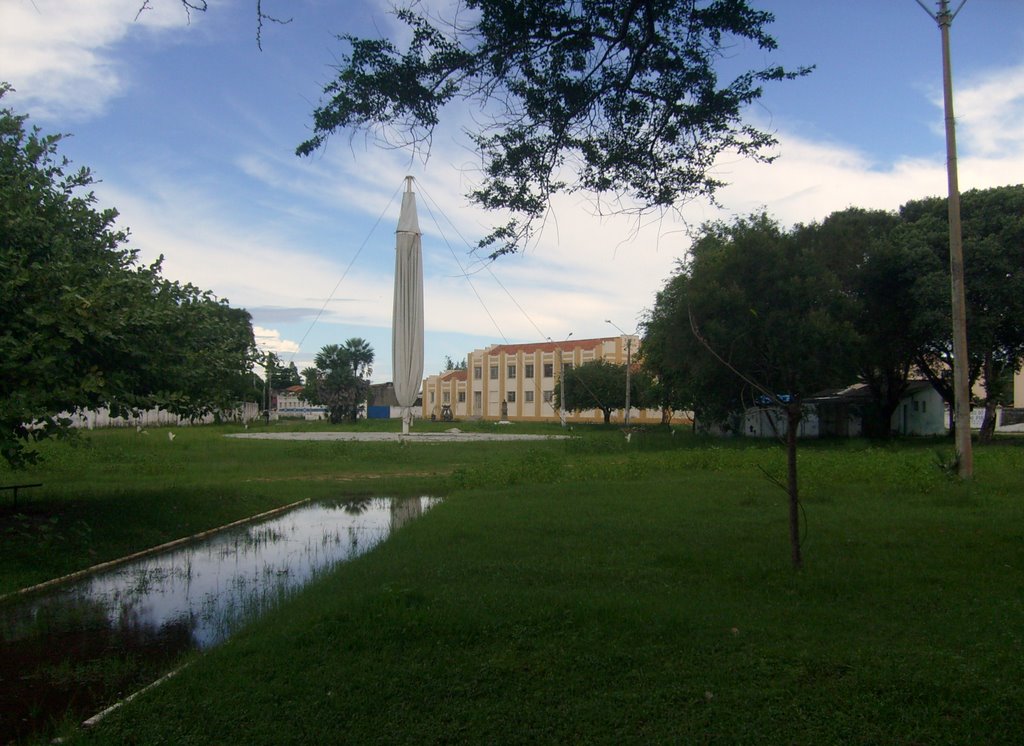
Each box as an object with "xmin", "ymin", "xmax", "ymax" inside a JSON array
[
  {"xmin": 554, "ymin": 332, "xmax": 573, "ymax": 427},
  {"xmin": 605, "ymin": 319, "xmax": 634, "ymax": 427},
  {"xmin": 915, "ymin": 0, "xmax": 972, "ymax": 478}
]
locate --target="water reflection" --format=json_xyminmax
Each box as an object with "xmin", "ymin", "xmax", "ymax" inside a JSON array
[{"xmin": 0, "ymin": 496, "xmax": 438, "ymax": 743}]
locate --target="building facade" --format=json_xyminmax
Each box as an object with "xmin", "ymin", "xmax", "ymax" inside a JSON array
[
  {"xmin": 275, "ymin": 385, "xmax": 327, "ymax": 420},
  {"xmin": 422, "ymin": 336, "xmax": 674, "ymax": 424}
]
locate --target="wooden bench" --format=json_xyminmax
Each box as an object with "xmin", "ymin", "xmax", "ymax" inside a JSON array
[{"xmin": 0, "ymin": 483, "xmax": 42, "ymax": 508}]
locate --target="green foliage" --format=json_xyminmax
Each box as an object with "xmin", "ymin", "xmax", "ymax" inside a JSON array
[
  {"xmin": 443, "ymin": 354, "xmax": 467, "ymax": 371},
  {"xmin": 555, "ymin": 359, "xmax": 628, "ymax": 423},
  {"xmin": 900, "ymin": 185, "xmax": 1024, "ymax": 440},
  {"xmin": 302, "ymin": 339, "xmax": 374, "ymax": 423},
  {"xmin": 297, "ymin": 0, "xmax": 810, "ymax": 256},
  {"xmin": 0, "ymin": 85, "xmax": 255, "ymax": 467},
  {"xmin": 267, "ymin": 355, "xmax": 302, "ymax": 389},
  {"xmin": 792, "ymin": 208, "xmax": 939, "ymax": 438},
  {"xmin": 644, "ymin": 190, "xmax": 1024, "ymax": 442},
  {"xmin": 662, "ymin": 212, "xmax": 859, "ymax": 420}
]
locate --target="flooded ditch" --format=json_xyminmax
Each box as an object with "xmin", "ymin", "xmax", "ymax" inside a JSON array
[{"xmin": 0, "ymin": 496, "xmax": 439, "ymax": 743}]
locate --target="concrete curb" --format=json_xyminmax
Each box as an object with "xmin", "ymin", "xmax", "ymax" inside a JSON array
[{"xmin": 0, "ymin": 498, "xmax": 312, "ymax": 604}]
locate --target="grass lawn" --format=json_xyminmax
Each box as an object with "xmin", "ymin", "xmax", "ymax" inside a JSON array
[{"xmin": 3, "ymin": 424, "xmax": 1023, "ymax": 743}]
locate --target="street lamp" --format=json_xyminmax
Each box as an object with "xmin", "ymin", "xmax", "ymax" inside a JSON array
[
  {"xmin": 547, "ymin": 332, "xmax": 573, "ymax": 427},
  {"xmin": 605, "ymin": 320, "xmax": 634, "ymax": 427}
]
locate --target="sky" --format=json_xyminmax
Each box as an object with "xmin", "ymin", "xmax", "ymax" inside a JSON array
[{"xmin": 3, "ymin": 0, "xmax": 1023, "ymax": 384}]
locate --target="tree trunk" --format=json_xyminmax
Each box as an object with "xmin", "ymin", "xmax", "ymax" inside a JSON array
[
  {"xmin": 786, "ymin": 403, "xmax": 803, "ymax": 570},
  {"xmin": 862, "ymin": 368, "xmax": 909, "ymax": 439}
]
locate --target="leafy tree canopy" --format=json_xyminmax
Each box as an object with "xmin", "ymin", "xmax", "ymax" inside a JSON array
[
  {"xmin": 0, "ymin": 84, "xmax": 256, "ymax": 467},
  {"xmin": 297, "ymin": 0, "xmax": 810, "ymax": 256},
  {"xmin": 900, "ymin": 184, "xmax": 1024, "ymax": 441},
  {"xmin": 267, "ymin": 355, "xmax": 302, "ymax": 390},
  {"xmin": 302, "ymin": 339, "xmax": 375, "ymax": 423},
  {"xmin": 556, "ymin": 358, "xmax": 638, "ymax": 424},
  {"xmin": 443, "ymin": 355, "xmax": 467, "ymax": 371}
]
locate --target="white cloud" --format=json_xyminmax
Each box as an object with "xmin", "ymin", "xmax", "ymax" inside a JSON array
[
  {"xmin": 955, "ymin": 64, "xmax": 1024, "ymax": 159},
  {"xmin": 52, "ymin": 27, "xmax": 1024, "ymax": 379},
  {"xmin": 253, "ymin": 326, "xmax": 300, "ymax": 354},
  {"xmin": 0, "ymin": 0, "xmax": 199, "ymax": 119}
]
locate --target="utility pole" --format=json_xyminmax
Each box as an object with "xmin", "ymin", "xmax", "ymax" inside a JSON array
[
  {"xmin": 624, "ymin": 336, "xmax": 632, "ymax": 427},
  {"xmin": 264, "ymin": 350, "xmax": 273, "ymax": 425},
  {"xmin": 550, "ymin": 332, "xmax": 573, "ymax": 427},
  {"xmin": 915, "ymin": 0, "xmax": 973, "ymax": 478},
  {"xmin": 606, "ymin": 320, "xmax": 634, "ymax": 427}
]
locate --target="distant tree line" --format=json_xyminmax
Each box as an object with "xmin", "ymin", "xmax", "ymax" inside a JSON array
[
  {"xmin": 1, "ymin": 84, "xmax": 258, "ymax": 467},
  {"xmin": 641, "ymin": 186, "xmax": 1024, "ymax": 445}
]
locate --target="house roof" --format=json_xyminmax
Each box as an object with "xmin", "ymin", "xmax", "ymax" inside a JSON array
[
  {"xmin": 485, "ymin": 336, "xmax": 628, "ymax": 356},
  {"xmin": 806, "ymin": 380, "xmax": 937, "ymax": 405}
]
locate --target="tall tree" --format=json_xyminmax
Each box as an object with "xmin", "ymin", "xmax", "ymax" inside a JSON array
[
  {"xmin": 900, "ymin": 185, "xmax": 1024, "ymax": 443},
  {"xmin": 793, "ymin": 208, "xmax": 941, "ymax": 438},
  {"xmin": 640, "ymin": 267, "xmax": 704, "ymax": 424},
  {"xmin": 658, "ymin": 213, "xmax": 858, "ymax": 568},
  {"xmin": 0, "ymin": 85, "xmax": 255, "ymax": 466},
  {"xmin": 297, "ymin": 0, "xmax": 810, "ymax": 255},
  {"xmin": 302, "ymin": 342, "xmax": 375, "ymax": 424}
]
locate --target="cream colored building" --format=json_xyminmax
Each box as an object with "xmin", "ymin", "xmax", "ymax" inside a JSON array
[{"xmin": 423, "ymin": 336, "xmax": 676, "ymax": 424}]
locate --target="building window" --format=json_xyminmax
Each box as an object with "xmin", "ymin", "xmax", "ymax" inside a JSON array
[
  {"xmin": 921, "ymin": 400, "xmax": 927, "ymax": 412},
  {"xmin": 430, "ymin": 391, "xmax": 435, "ymax": 404},
  {"xmin": 542, "ymin": 390, "xmax": 553, "ymax": 403},
  {"xmin": 525, "ymin": 363, "xmax": 534, "ymax": 378},
  {"xmin": 443, "ymin": 391, "xmax": 450, "ymax": 404},
  {"xmin": 543, "ymin": 363, "xmax": 553, "ymax": 378},
  {"xmin": 507, "ymin": 364, "xmax": 516, "ymax": 379},
  {"xmin": 474, "ymin": 366, "xmax": 482, "ymax": 379},
  {"xmin": 490, "ymin": 365, "xmax": 498, "ymax": 380},
  {"xmin": 507, "ymin": 391, "xmax": 516, "ymax": 403},
  {"xmin": 458, "ymin": 391, "xmax": 466, "ymax": 403},
  {"xmin": 473, "ymin": 391, "xmax": 482, "ymax": 409},
  {"xmin": 524, "ymin": 390, "xmax": 534, "ymax": 403}
]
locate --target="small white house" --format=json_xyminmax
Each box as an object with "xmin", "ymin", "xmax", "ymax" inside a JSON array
[
  {"xmin": 275, "ymin": 385, "xmax": 327, "ymax": 420},
  {"xmin": 893, "ymin": 381, "xmax": 945, "ymax": 435},
  {"xmin": 743, "ymin": 380, "xmax": 946, "ymax": 439},
  {"xmin": 743, "ymin": 405, "xmax": 820, "ymax": 438}
]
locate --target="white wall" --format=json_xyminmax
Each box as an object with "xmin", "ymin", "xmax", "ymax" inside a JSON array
[{"xmin": 64, "ymin": 402, "xmax": 260, "ymax": 429}]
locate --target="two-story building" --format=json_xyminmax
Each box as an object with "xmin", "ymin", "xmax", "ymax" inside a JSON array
[{"xmin": 422, "ymin": 336, "xmax": 676, "ymax": 424}]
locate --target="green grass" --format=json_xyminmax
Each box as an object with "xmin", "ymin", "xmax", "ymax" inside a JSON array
[
  {"xmin": 0, "ymin": 420, "xmax": 550, "ymax": 594},
  {"xmin": 3, "ymin": 425, "xmax": 1023, "ymax": 743}
]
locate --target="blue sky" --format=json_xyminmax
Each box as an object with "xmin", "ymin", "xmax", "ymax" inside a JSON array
[{"xmin": 3, "ymin": 0, "xmax": 1023, "ymax": 383}]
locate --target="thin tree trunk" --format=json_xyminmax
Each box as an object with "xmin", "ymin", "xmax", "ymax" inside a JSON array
[{"xmin": 786, "ymin": 403, "xmax": 803, "ymax": 570}]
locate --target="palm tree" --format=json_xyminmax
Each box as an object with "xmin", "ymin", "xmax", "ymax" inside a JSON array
[
  {"xmin": 342, "ymin": 337, "xmax": 374, "ymax": 378},
  {"xmin": 306, "ymin": 341, "xmax": 375, "ymax": 423}
]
